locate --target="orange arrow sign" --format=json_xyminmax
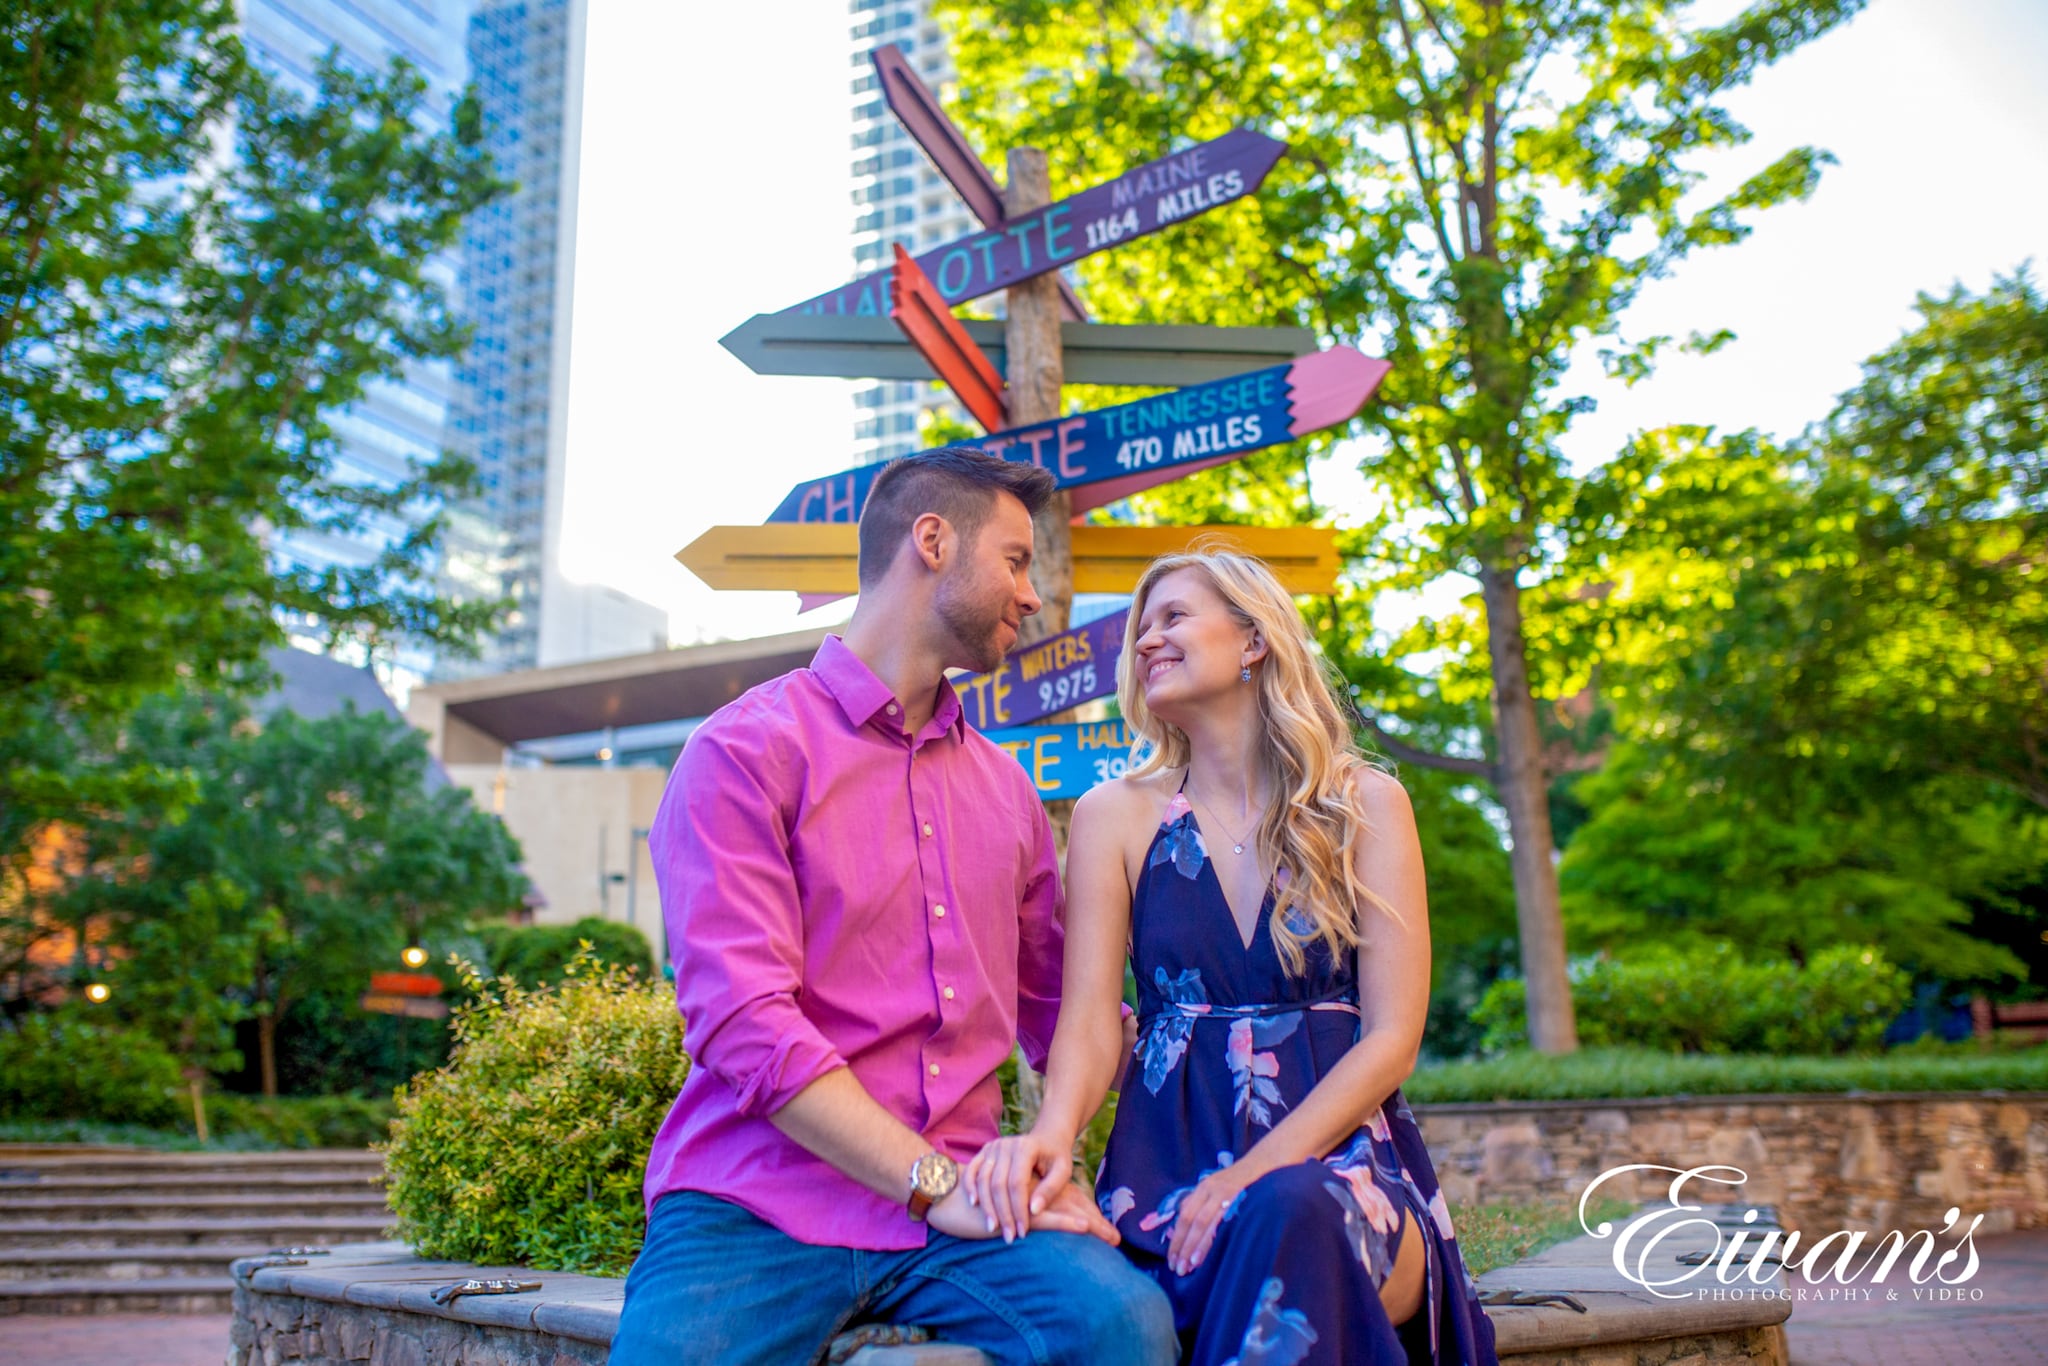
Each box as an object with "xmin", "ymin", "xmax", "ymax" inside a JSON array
[{"xmin": 891, "ymin": 243, "xmax": 1006, "ymax": 432}]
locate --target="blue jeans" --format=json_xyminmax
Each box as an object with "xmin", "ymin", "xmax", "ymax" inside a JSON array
[{"xmin": 609, "ymin": 1190, "xmax": 1178, "ymax": 1366}]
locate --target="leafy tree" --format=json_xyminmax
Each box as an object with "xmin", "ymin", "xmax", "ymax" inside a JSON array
[
  {"xmin": 0, "ymin": 2, "xmax": 505, "ymax": 867},
  {"xmin": 59, "ymin": 694, "xmax": 526, "ymax": 1095},
  {"xmin": 1594, "ymin": 272, "xmax": 2047, "ymax": 811},
  {"xmin": 1557, "ymin": 744, "xmax": 2040, "ymax": 984},
  {"xmin": 937, "ymin": 0, "xmax": 1863, "ymax": 1048}
]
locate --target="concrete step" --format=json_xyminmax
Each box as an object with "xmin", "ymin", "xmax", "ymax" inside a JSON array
[
  {"xmin": 0, "ymin": 1215, "xmax": 391, "ymax": 1251},
  {"xmin": 0, "ymin": 1276, "xmax": 235, "ymax": 1315},
  {"xmin": 0, "ymin": 1245, "xmax": 274, "ymax": 1282},
  {"xmin": 0, "ymin": 1171, "xmax": 383, "ymax": 1200},
  {"xmin": 0, "ymin": 1192, "xmax": 388, "ymax": 1221}
]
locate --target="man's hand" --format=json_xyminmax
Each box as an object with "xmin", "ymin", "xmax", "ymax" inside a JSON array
[
  {"xmin": 962, "ymin": 1130, "xmax": 1072, "ymax": 1243},
  {"xmin": 1028, "ymin": 1183, "xmax": 1120, "ymax": 1248}
]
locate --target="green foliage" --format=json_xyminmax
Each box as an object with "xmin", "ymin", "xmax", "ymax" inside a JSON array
[
  {"xmin": 1408, "ymin": 1044, "xmax": 2048, "ymax": 1103},
  {"xmin": 1470, "ymin": 943, "xmax": 1911, "ymax": 1055},
  {"xmin": 47, "ymin": 692, "xmax": 525, "ymax": 1094},
  {"xmin": 383, "ymin": 955, "xmax": 689, "ymax": 1273},
  {"xmin": 474, "ymin": 917, "xmax": 657, "ymax": 986},
  {"xmin": 938, "ymin": 0, "xmax": 1862, "ymax": 1049},
  {"xmin": 233, "ymin": 987, "xmax": 454, "ymax": 1100},
  {"xmin": 1586, "ymin": 273, "xmax": 2047, "ymax": 814},
  {"xmin": 1557, "ymin": 746, "xmax": 2042, "ymax": 983},
  {"xmin": 0, "ymin": 1011, "xmax": 185, "ymax": 1127},
  {"xmin": 1, "ymin": 1, "xmax": 507, "ymax": 866},
  {"xmin": 205, "ymin": 1093, "xmax": 396, "ymax": 1149},
  {"xmin": 0, "ymin": 1094, "xmax": 394, "ymax": 1150}
]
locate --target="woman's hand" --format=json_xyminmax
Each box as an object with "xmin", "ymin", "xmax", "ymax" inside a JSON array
[
  {"xmin": 962, "ymin": 1129, "xmax": 1072, "ymax": 1243},
  {"xmin": 1166, "ymin": 1163, "xmax": 1256, "ymax": 1277}
]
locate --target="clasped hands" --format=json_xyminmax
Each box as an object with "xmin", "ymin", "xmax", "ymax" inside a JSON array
[{"xmin": 956, "ymin": 1128, "xmax": 1250, "ymax": 1273}]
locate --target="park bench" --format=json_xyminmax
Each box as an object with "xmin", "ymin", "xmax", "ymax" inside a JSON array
[{"xmin": 1971, "ymin": 995, "xmax": 2048, "ymax": 1044}]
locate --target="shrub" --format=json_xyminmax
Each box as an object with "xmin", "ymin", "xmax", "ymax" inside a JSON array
[
  {"xmin": 473, "ymin": 917, "xmax": 656, "ymax": 986},
  {"xmin": 1470, "ymin": 942, "xmax": 1910, "ymax": 1055},
  {"xmin": 1406, "ymin": 1044, "xmax": 2048, "ymax": 1103},
  {"xmin": 382, "ymin": 955, "xmax": 688, "ymax": 1273},
  {"xmin": 0, "ymin": 1012, "xmax": 185, "ymax": 1127}
]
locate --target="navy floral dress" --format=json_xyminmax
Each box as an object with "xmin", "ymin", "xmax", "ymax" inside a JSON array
[{"xmin": 1094, "ymin": 788, "xmax": 1499, "ymax": 1366}]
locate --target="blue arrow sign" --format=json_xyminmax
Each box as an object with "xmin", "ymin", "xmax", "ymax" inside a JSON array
[
  {"xmin": 984, "ymin": 719, "xmax": 1138, "ymax": 802},
  {"xmin": 955, "ymin": 608, "xmax": 1128, "ymax": 731},
  {"xmin": 768, "ymin": 347, "xmax": 1390, "ymax": 523}
]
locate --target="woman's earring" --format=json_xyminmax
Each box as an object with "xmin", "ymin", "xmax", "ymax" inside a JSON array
[{"xmin": 1240, "ymin": 664, "xmax": 1253, "ymax": 683}]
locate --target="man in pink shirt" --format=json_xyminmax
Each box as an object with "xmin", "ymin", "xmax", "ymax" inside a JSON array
[{"xmin": 610, "ymin": 450, "xmax": 1175, "ymax": 1365}]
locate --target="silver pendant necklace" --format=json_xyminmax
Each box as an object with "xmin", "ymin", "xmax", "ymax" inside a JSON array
[{"xmin": 1186, "ymin": 781, "xmax": 1262, "ymax": 856}]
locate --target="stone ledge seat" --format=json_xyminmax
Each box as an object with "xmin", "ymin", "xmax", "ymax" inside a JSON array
[{"xmin": 229, "ymin": 1211, "xmax": 1791, "ymax": 1365}]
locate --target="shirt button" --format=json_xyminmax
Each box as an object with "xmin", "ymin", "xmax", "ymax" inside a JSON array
[
  {"xmin": 922, "ymin": 822, "xmax": 933, "ymax": 838},
  {"xmin": 886, "ymin": 703, "xmax": 899, "ymax": 716},
  {"xmin": 943, "ymin": 986, "xmax": 955, "ymax": 1001},
  {"xmin": 932, "ymin": 905, "xmax": 946, "ymax": 918},
  {"xmin": 929, "ymin": 1063, "xmax": 941, "ymax": 1077}
]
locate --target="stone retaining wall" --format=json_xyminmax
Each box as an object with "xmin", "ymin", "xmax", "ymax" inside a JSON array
[{"xmin": 1415, "ymin": 1090, "xmax": 2048, "ymax": 1235}]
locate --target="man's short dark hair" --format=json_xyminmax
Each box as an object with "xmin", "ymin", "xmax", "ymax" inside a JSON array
[{"xmin": 857, "ymin": 448, "xmax": 1056, "ymax": 587}]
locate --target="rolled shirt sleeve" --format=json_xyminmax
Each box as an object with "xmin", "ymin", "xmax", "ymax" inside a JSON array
[
  {"xmin": 653, "ymin": 713, "xmax": 847, "ymax": 1118},
  {"xmin": 1013, "ymin": 790, "xmax": 1065, "ymax": 1073}
]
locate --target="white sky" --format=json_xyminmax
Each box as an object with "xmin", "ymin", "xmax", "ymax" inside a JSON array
[{"xmin": 557, "ymin": 0, "xmax": 2048, "ymax": 646}]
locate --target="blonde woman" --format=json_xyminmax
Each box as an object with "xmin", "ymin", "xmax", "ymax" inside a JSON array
[{"xmin": 963, "ymin": 551, "xmax": 1498, "ymax": 1366}]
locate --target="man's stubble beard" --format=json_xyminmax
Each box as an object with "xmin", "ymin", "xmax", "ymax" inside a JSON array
[{"xmin": 934, "ymin": 576, "xmax": 1009, "ymax": 674}]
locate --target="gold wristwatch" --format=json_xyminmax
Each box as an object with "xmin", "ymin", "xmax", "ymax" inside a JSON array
[{"xmin": 907, "ymin": 1151, "xmax": 959, "ymax": 1222}]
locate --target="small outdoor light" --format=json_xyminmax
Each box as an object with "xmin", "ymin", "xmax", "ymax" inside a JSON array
[
  {"xmin": 84, "ymin": 982, "xmax": 111, "ymax": 1004},
  {"xmin": 596, "ymin": 746, "xmax": 615, "ymax": 762},
  {"xmin": 401, "ymin": 945, "xmax": 429, "ymax": 969}
]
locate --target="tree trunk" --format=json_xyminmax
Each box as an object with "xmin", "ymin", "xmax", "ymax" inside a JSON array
[
  {"xmin": 1478, "ymin": 563, "xmax": 1579, "ymax": 1053},
  {"xmin": 257, "ymin": 1013, "xmax": 279, "ymax": 1098},
  {"xmin": 184, "ymin": 1067, "xmax": 210, "ymax": 1144}
]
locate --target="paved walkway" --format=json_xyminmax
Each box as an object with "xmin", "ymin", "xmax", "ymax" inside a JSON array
[
  {"xmin": 3, "ymin": 1231, "xmax": 2044, "ymax": 1365},
  {"xmin": 0, "ymin": 1311, "xmax": 230, "ymax": 1365},
  {"xmin": 1786, "ymin": 1226, "xmax": 2048, "ymax": 1365}
]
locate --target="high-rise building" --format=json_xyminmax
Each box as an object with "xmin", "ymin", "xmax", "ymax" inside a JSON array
[
  {"xmin": 244, "ymin": 0, "xmax": 665, "ymax": 682},
  {"xmin": 444, "ymin": 0, "xmax": 666, "ymax": 676},
  {"xmin": 241, "ymin": 0, "xmax": 473, "ymax": 686},
  {"xmin": 848, "ymin": 0, "xmax": 975, "ymax": 465}
]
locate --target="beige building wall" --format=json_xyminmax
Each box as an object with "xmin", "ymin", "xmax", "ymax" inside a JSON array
[{"xmin": 446, "ymin": 765, "xmax": 671, "ymax": 963}]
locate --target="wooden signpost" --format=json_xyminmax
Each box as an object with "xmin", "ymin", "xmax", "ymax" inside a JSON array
[
  {"xmin": 953, "ymin": 607, "xmax": 1129, "ymax": 732},
  {"xmin": 767, "ymin": 346, "xmax": 1391, "ymax": 523},
  {"xmin": 984, "ymin": 718, "xmax": 1139, "ymax": 802},
  {"xmin": 784, "ymin": 128, "xmax": 1288, "ymax": 318},
  {"xmin": 867, "ymin": 43, "xmax": 1088, "ymax": 325},
  {"xmin": 676, "ymin": 524, "xmax": 1342, "ymax": 597}
]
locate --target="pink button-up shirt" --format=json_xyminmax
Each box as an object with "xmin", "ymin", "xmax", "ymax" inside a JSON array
[{"xmin": 643, "ymin": 635, "xmax": 1064, "ymax": 1250}]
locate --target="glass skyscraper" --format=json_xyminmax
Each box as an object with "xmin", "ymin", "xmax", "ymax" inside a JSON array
[{"xmin": 848, "ymin": 0, "xmax": 974, "ymax": 465}]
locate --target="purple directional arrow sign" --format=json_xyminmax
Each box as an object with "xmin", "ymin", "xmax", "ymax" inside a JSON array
[
  {"xmin": 783, "ymin": 128, "xmax": 1287, "ymax": 318},
  {"xmin": 767, "ymin": 346, "xmax": 1391, "ymax": 524}
]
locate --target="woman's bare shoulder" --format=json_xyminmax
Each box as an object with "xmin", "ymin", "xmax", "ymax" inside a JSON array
[
  {"xmin": 1349, "ymin": 763, "xmax": 1415, "ymax": 822},
  {"xmin": 1073, "ymin": 765, "xmax": 1181, "ymax": 841}
]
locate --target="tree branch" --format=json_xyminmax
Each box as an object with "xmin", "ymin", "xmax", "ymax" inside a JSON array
[{"xmin": 1361, "ymin": 715, "xmax": 1496, "ymax": 780}]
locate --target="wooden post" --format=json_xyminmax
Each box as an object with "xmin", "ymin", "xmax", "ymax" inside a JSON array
[{"xmin": 1003, "ymin": 147, "xmax": 1070, "ymax": 642}]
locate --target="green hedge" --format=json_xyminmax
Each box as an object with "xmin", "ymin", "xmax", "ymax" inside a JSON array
[
  {"xmin": 383, "ymin": 955, "xmax": 686, "ymax": 1273},
  {"xmin": 1407, "ymin": 1044, "xmax": 2048, "ymax": 1103},
  {"xmin": 473, "ymin": 917, "xmax": 656, "ymax": 986},
  {"xmin": 1471, "ymin": 942, "xmax": 1911, "ymax": 1055},
  {"xmin": 0, "ymin": 1012, "xmax": 186, "ymax": 1127}
]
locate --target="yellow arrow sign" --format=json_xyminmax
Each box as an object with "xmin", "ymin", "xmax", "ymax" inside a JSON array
[{"xmin": 676, "ymin": 524, "xmax": 1343, "ymax": 595}]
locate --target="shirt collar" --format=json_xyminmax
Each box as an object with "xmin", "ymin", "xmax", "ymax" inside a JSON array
[{"xmin": 812, "ymin": 635, "xmax": 965, "ymax": 742}]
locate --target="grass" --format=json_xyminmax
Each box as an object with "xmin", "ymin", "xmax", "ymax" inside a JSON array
[
  {"xmin": 1407, "ymin": 1044, "xmax": 2048, "ymax": 1104},
  {"xmin": 0, "ymin": 1094, "xmax": 395, "ymax": 1152},
  {"xmin": 1456, "ymin": 1194, "xmax": 1636, "ymax": 1277}
]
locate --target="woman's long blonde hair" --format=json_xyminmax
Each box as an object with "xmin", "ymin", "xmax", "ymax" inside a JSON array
[{"xmin": 1118, "ymin": 549, "xmax": 1397, "ymax": 975}]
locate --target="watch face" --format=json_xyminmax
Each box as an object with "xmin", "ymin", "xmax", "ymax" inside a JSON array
[{"xmin": 912, "ymin": 1152, "xmax": 959, "ymax": 1201}]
